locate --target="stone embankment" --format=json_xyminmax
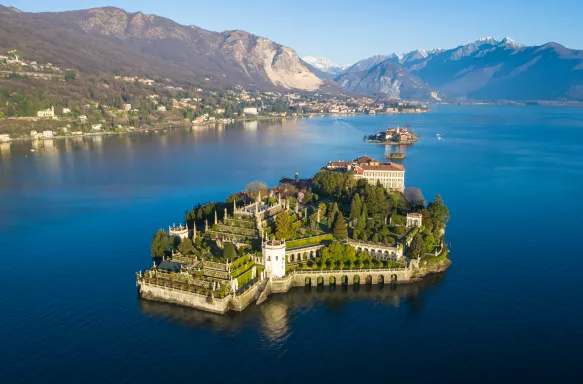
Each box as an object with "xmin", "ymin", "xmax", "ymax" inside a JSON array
[{"xmin": 138, "ymin": 261, "xmax": 451, "ymax": 314}]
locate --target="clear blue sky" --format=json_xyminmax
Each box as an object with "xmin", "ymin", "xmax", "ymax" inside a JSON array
[{"xmin": 7, "ymin": 0, "xmax": 583, "ymax": 64}]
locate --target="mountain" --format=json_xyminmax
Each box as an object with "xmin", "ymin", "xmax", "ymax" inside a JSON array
[
  {"xmin": 338, "ymin": 37, "xmax": 583, "ymax": 100},
  {"xmin": 302, "ymin": 56, "xmax": 347, "ymax": 75},
  {"xmin": 342, "ymin": 54, "xmax": 394, "ymax": 74},
  {"xmin": 0, "ymin": 6, "xmax": 322, "ymax": 91},
  {"xmin": 335, "ymin": 60, "xmax": 436, "ymax": 99}
]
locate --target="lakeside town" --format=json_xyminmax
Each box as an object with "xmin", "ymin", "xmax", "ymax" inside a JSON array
[
  {"xmin": 0, "ymin": 49, "xmax": 429, "ymax": 144},
  {"xmin": 137, "ymin": 155, "xmax": 450, "ymax": 314}
]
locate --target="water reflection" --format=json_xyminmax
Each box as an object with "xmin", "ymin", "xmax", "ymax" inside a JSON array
[
  {"xmin": 138, "ymin": 273, "xmax": 446, "ymax": 337},
  {"xmin": 0, "ymin": 142, "xmax": 10, "ymax": 160}
]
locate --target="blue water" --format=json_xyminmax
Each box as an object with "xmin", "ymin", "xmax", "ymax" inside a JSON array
[{"xmin": 1, "ymin": 105, "xmax": 582, "ymax": 383}]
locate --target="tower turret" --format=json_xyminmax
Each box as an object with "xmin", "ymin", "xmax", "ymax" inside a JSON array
[{"xmin": 262, "ymin": 240, "xmax": 286, "ymax": 279}]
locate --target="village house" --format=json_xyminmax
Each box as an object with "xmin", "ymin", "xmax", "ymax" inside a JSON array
[
  {"xmin": 42, "ymin": 130, "xmax": 53, "ymax": 139},
  {"xmin": 243, "ymin": 107, "xmax": 258, "ymax": 115},
  {"xmin": 37, "ymin": 106, "xmax": 55, "ymax": 118},
  {"xmin": 30, "ymin": 130, "xmax": 38, "ymax": 139},
  {"xmin": 156, "ymin": 105, "xmax": 167, "ymax": 112},
  {"xmin": 0, "ymin": 133, "xmax": 11, "ymax": 142},
  {"xmin": 122, "ymin": 103, "xmax": 132, "ymax": 111},
  {"xmin": 79, "ymin": 115, "xmax": 87, "ymax": 122},
  {"xmin": 61, "ymin": 108, "xmax": 71, "ymax": 114},
  {"xmin": 91, "ymin": 124, "xmax": 102, "ymax": 131}
]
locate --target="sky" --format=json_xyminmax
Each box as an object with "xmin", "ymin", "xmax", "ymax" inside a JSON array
[{"xmin": 7, "ymin": 0, "xmax": 583, "ymax": 65}]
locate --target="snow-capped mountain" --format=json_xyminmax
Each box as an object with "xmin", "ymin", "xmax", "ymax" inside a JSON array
[
  {"xmin": 335, "ymin": 36, "xmax": 583, "ymax": 101},
  {"xmin": 302, "ymin": 56, "xmax": 348, "ymax": 75}
]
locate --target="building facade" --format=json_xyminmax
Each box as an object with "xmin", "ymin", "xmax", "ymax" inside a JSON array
[
  {"xmin": 263, "ymin": 240, "xmax": 286, "ymax": 278},
  {"xmin": 37, "ymin": 106, "xmax": 54, "ymax": 118},
  {"xmin": 406, "ymin": 213, "xmax": 423, "ymax": 228},
  {"xmin": 325, "ymin": 156, "xmax": 405, "ymax": 192}
]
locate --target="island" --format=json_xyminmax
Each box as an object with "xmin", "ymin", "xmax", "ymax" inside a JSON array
[
  {"xmin": 136, "ymin": 155, "xmax": 450, "ymax": 314},
  {"xmin": 366, "ymin": 126, "xmax": 418, "ymax": 145}
]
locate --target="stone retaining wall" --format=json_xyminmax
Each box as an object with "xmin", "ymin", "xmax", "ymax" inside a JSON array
[{"xmin": 139, "ymin": 282, "xmax": 231, "ymax": 314}]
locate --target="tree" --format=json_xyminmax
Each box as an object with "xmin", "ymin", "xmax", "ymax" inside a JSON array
[
  {"xmin": 275, "ymin": 210, "xmax": 294, "ymax": 240},
  {"xmin": 328, "ymin": 202, "xmax": 339, "ymax": 228},
  {"xmin": 64, "ymin": 71, "xmax": 77, "ymax": 82},
  {"xmin": 246, "ymin": 180, "xmax": 268, "ymax": 201},
  {"xmin": 223, "ymin": 242, "xmax": 237, "ymax": 261},
  {"xmin": 404, "ymin": 187, "xmax": 425, "ymax": 210},
  {"xmin": 333, "ymin": 211, "xmax": 348, "ymax": 239},
  {"xmin": 428, "ymin": 195, "xmax": 450, "ymax": 223},
  {"xmin": 361, "ymin": 203, "xmax": 368, "ymax": 219},
  {"xmin": 408, "ymin": 234, "xmax": 425, "ymax": 259},
  {"xmin": 150, "ymin": 229, "xmax": 168, "ymax": 259},
  {"xmin": 313, "ymin": 170, "xmax": 353, "ymax": 198},
  {"xmin": 178, "ymin": 238, "xmax": 194, "ymax": 254},
  {"xmin": 349, "ymin": 193, "xmax": 362, "ymax": 220}
]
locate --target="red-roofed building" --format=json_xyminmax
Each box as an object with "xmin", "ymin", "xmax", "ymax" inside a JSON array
[{"xmin": 324, "ymin": 155, "xmax": 405, "ymax": 192}]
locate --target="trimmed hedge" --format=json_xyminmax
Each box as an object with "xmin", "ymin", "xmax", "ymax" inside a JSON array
[{"xmin": 287, "ymin": 234, "xmax": 333, "ymax": 248}]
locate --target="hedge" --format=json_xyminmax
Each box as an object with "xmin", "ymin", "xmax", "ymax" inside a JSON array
[{"xmin": 287, "ymin": 234, "xmax": 333, "ymax": 248}]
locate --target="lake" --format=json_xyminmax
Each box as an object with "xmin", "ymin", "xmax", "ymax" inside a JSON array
[{"xmin": 1, "ymin": 105, "xmax": 582, "ymax": 383}]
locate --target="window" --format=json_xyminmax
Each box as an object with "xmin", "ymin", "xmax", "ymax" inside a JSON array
[
  {"xmin": 267, "ymin": 256, "xmax": 271, "ymax": 261},
  {"xmin": 276, "ymin": 256, "xmax": 278, "ymax": 261}
]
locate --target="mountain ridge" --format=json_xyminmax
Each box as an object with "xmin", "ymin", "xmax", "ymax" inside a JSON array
[
  {"xmin": 0, "ymin": 5, "xmax": 323, "ymax": 91},
  {"xmin": 336, "ymin": 37, "xmax": 583, "ymax": 100}
]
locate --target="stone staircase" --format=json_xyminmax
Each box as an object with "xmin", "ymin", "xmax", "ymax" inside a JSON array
[{"xmin": 255, "ymin": 280, "xmax": 272, "ymax": 305}]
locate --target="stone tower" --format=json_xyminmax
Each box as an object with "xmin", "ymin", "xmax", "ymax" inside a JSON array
[{"xmin": 262, "ymin": 240, "xmax": 286, "ymax": 279}]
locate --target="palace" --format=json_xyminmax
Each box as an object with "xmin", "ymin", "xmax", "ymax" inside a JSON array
[{"xmin": 325, "ymin": 155, "xmax": 405, "ymax": 192}]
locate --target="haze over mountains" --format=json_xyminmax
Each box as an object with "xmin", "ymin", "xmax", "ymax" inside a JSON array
[{"xmin": 2, "ymin": 5, "xmax": 583, "ymax": 101}]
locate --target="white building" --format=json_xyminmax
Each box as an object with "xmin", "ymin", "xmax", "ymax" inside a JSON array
[
  {"xmin": 62, "ymin": 108, "xmax": 71, "ymax": 114},
  {"xmin": 406, "ymin": 213, "xmax": 423, "ymax": 228},
  {"xmin": 42, "ymin": 130, "xmax": 53, "ymax": 139},
  {"xmin": 263, "ymin": 240, "xmax": 286, "ymax": 279},
  {"xmin": 243, "ymin": 107, "xmax": 258, "ymax": 115},
  {"xmin": 79, "ymin": 115, "xmax": 87, "ymax": 122},
  {"xmin": 156, "ymin": 105, "xmax": 167, "ymax": 112},
  {"xmin": 0, "ymin": 134, "xmax": 10, "ymax": 142},
  {"xmin": 325, "ymin": 156, "xmax": 405, "ymax": 192},
  {"xmin": 91, "ymin": 124, "xmax": 102, "ymax": 131},
  {"xmin": 37, "ymin": 106, "xmax": 55, "ymax": 118},
  {"xmin": 30, "ymin": 130, "xmax": 39, "ymax": 139},
  {"xmin": 352, "ymin": 156, "xmax": 405, "ymax": 192},
  {"xmin": 169, "ymin": 223, "xmax": 191, "ymax": 241},
  {"xmin": 122, "ymin": 103, "xmax": 132, "ymax": 111}
]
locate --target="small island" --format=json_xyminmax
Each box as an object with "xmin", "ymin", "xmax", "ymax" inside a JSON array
[
  {"xmin": 366, "ymin": 126, "xmax": 418, "ymax": 145},
  {"xmin": 386, "ymin": 152, "xmax": 405, "ymax": 160},
  {"xmin": 136, "ymin": 156, "xmax": 450, "ymax": 314}
]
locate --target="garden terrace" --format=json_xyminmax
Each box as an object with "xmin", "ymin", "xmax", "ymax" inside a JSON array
[
  {"xmin": 286, "ymin": 234, "xmax": 334, "ymax": 248},
  {"xmin": 223, "ymin": 218, "xmax": 256, "ymax": 229},
  {"xmin": 141, "ymin": 276, "xmax": 228, "ymax": 298}
]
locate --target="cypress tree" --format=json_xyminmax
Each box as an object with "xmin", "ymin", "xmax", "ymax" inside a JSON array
[
  {"xmin": 350, "ymin": 193, "xmax": 362, "ymax": 220},
  {"xmin": 328, "ymin": 202, "xmax": 339, "ymax": 229},
  {"xmin": 223, "ymin": 242, "xmax": 237, "ymax": 261},
  {"xmin": 361, "ymin": 203, "xmax": 368, "ymax": 219},
  {"xmin": 333, "ymin": 211, "xmax": 348, "ymax": 239}
]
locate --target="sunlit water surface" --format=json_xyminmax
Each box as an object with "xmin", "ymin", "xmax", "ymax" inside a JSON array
[{"xmin": 1, "ymin": 105, "xmax": 582, "ymax": 383}]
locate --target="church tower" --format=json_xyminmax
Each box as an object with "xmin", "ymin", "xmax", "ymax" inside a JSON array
[{"xmin": 262, "ymin": 240, "xmax": 286, "ymax": 279}]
